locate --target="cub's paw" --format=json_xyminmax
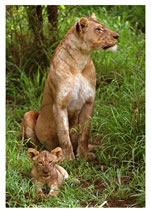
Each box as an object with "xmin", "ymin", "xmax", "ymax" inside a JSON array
[
  {"xmin": 37, "ymin": 190, "xmax": 47, "ymax": 198},
  {"xmin": 46, "ymin": 190, "xmax": 57, "ymax": 197}
]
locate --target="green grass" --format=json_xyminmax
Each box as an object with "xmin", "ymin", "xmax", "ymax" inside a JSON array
[{"xmin": 6, "ymin": 7, "xmax": 145, "ymax": 208}]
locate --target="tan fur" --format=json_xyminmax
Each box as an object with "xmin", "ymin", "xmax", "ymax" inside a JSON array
[
  {"xmin": 21, "ymin": 14, "xmax": 119, "ymax": 160},
  {"xmin": 28, "ymin": 147, "xmax": 69, "ymax": 197}
]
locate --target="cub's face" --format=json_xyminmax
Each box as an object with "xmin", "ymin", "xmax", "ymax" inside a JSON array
[
  {"xmin": 28, "ymin": 147, "xmax": 63, "ymax": 178},
  {"xmin": 33, "ymin": 151, "xmax": 57, "ymax": 177},
  {"xmin": 76, "ymin": 14, "xmax": 119, "ymax": 52}
]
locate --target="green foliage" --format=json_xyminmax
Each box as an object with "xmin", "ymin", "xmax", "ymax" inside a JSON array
[
  {"xmin": 6, "ymin": 5, "xmax": 145, "ymax": 76},
  {"xmin": 6, "ymin": 5, "xmax": 145, "ymax": 207},
  {"xmin": 105, "ymin": 5, "xmax": 145, "ymax": 32}
]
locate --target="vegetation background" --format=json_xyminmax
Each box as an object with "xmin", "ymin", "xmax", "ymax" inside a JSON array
[{"xmin": 6, "ymin": 5, "xmax": 145, "ymax": 208}]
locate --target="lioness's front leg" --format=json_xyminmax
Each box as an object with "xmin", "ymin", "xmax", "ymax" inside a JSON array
[
  {"xmin": 77, "ymin": 101, "xmax": 95, "ymax": 159},
  {"xmin": 53, "ymin": 105, "xmax": 75, "ymax": 160}
]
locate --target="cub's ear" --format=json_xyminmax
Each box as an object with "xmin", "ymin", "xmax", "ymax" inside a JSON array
[
  {"xmin": 89, "ymin": 13, "xmax": 97, "ymax": 20},
  {"xmin": 76, "ymin": 17, "xmax": 88, "ymax": 33},
  {"xmin": 27, "ymin": 148, "xmax": 39, "ymax": 162},
  {"xmin": 50, "ymin": 147, "xmax": 63, "ymax": 162}
]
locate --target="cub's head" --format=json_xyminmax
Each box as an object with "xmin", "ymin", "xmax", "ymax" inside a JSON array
[
  {"xmin": 76, "ymin": 13, "xmax": 119, "ymax": 52},
  {"xmin": 27, "ymin": 147, "xmax": 63, "ymax": 178}
]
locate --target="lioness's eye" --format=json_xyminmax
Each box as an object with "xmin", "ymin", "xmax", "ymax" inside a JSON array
[
  {"xmin": 49, "ymin": 161, "xmax": 52, "ymax": 164},
  {"xmin": 96, "ymin": 28, "xmax": 104, "ymax": 32}
]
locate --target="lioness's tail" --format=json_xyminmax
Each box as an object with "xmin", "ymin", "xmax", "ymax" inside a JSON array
[{"xmin": 21, "ymin": 110, "xmax": 41, "ymax": 147}]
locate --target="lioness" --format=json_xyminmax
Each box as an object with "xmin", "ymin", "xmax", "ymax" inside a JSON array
[
  {"xmin": 21, "ymin": 14, "xmax": 119, "ymax": 160},
  {"xmin": 28, "ymin": 147, "xmax": 68, "ymax": 197}
]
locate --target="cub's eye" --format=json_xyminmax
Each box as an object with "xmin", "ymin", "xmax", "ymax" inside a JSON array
[
  {"xmin": 96, "ymin": 27, "xmax": 104, "ymax": 32},
  {"xmin": 38, "ymin": 162, "xmax": 43, "ymax": 165},
  {"xmin": 49, "ymin": 161, "xmax": 53, "ymax": 165}
]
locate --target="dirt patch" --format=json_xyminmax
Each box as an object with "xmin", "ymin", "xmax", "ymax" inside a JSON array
[
  {"xmin": 104, "ymin": 197, "xmax": 142, "ymax": 208},
  {"xmin": 80, "ymin": 180, "xmax": 92, "ymax": 188},
  {"xmin": 94, "ymin": 179, "xmax": 105, "ymax": 191}
]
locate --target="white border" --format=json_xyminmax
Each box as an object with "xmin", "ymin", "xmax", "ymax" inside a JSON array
[
  {"xmin": 146, "ymin": 1, "xmax": 151, "ymax": 210},
  {"xmin": 0, "ymin": 0, "xmax": 149, "ymax": 5},
  {"xmin": 1, "ymin": 0, "xmax": 150, "ymax": 211}
]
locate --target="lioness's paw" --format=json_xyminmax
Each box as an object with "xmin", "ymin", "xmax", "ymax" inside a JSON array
[
  {"xmin": 63, "ymin": 148, "xmax": 75, "ymax": 161},
  {"xmin": 64, "ymin": 153, "xmax": 75, "ymax": 161},
  {"xmin": 87, "ymin": 152, "xmax": 95, "ymax": 160},
  {"xmin": 76, "ymin": 144, "xmax": 87, "ymax": 159},
  {"xmin": 77, "ymin": 147, "xmax": 95, "ymax": 160}
]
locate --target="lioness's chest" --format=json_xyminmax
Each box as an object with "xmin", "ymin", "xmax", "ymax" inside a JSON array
[{"xmin": 67, "ymin": 74, "xmax": 95, "ymax": 113}]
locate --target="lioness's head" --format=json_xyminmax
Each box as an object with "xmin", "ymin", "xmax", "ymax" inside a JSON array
[
  {"xmin": 28, "ymin": 147, "xmax": 63, "ymax": 178},
  {"xmin": 76, "ymin": 13, "xmax": 119, "ymax": 52}
]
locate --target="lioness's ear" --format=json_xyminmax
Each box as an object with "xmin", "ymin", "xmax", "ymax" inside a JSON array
[
  {"xmin": 76, "ymin": 17, "xmax": 88, "ymax": 33},
  {"xmin": 89, "ymin": 13, "xmax": 96, "ymax": 20},
  {"xmin": 50, "ymin": 147, "xmax": 63, "ymax": 162},
  {"xmin": 27, "ymin": 148, "xmax": 39, "ymax": 162}
]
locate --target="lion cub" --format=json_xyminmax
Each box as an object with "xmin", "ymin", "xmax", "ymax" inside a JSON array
[{"xmin": 27, "ymin": 147, "xmax": 69, "ymax": 198}]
